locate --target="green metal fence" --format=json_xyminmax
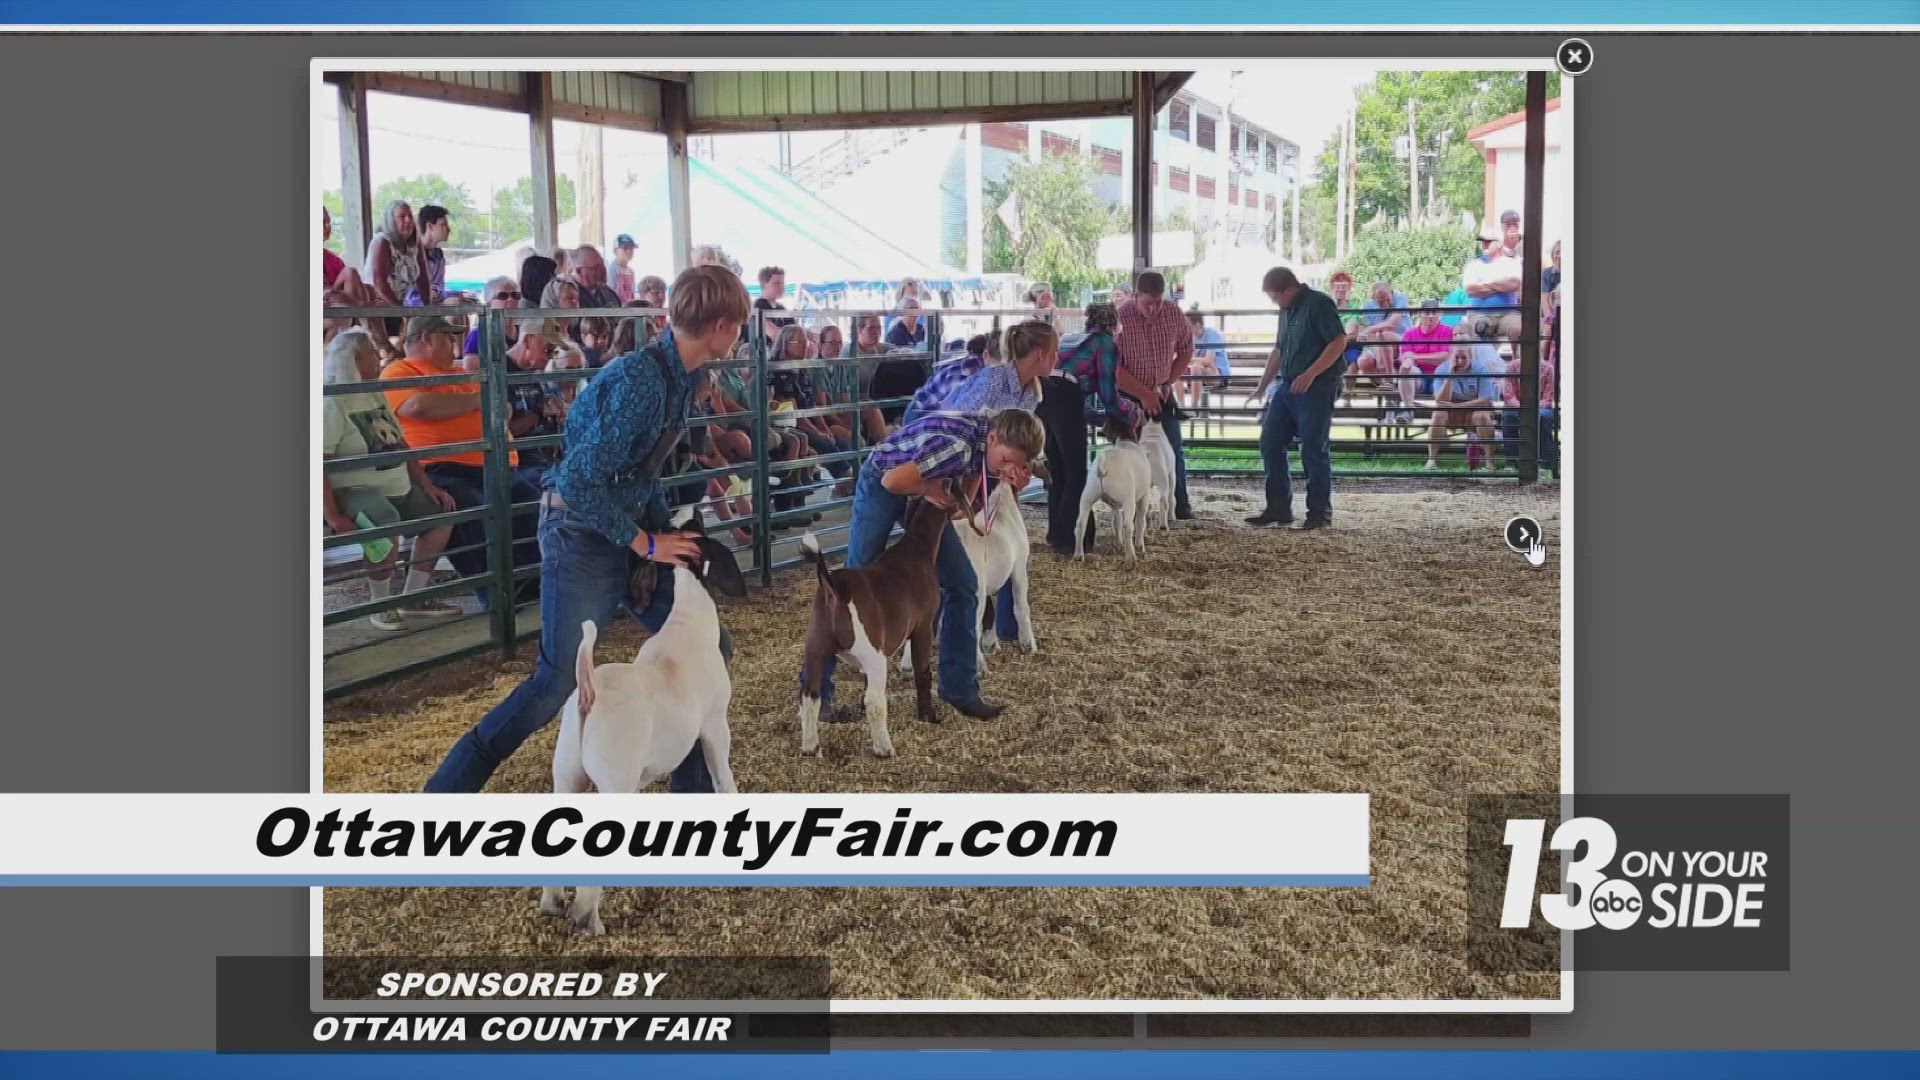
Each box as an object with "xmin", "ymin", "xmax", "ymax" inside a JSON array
[
  {"xmin": 321, "ymin": 304, "xmax": 956, "ymax": 698},
  {"xmin": 1173, "ymin": 305, "xmax": 1553, "ymax": 482},
  {"xmin": 322, "ymin": 301, "xmax": 1551, "ymax": 698}
]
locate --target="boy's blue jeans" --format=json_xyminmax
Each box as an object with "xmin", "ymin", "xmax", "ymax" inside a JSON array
[
  {"xmin": 898, "ymin": 404, "xmax": 1019, "ymax": 644},
  {"xmin": 799, "ymin": 461, "xmax": 982, "ymax": 708},
  {"xmin": 423, "ymin": 502, "xmax": 714, "ymax": 794}
]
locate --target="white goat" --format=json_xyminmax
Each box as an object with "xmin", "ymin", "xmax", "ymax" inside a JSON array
[
  {"xmin": 1139, "ymin": 420, "xmax": 1176, "ymax": 531},
  {"xmin": 953, "ymin": 479, "xmax": 1036, "ymax": 667},
  {"xmin": 1075, "ymin": 432, "xmax": 1153, "ymax": 563},
  {"xmin": 539, "ymin": 509, "xmax": 747, "ymax": 936}
]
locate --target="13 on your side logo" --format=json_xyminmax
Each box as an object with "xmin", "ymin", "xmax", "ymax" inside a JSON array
[{"xmin": 1499, "ymin": 817, "xmax": 1772, "ymax": 931}]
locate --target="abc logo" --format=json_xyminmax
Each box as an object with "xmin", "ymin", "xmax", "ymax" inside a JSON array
[{"xmin": 1589, "ymin": 878, "xmax": 1644, "ymax": 929}]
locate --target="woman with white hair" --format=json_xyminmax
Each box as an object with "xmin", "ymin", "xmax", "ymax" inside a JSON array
[
  {"xmin": 362, "ymin": 200, "xmax": 425, "ymax": 344},
  {"xmin": 461, "ymin": 276, "xmax": 523, "ymax": 371},
  {"xmin": 321, "ymin": 328, "xmax": 458, "ymax": 631},
  {"xmin": 539, "ymin": 277, "xmax": 581, "ymax": 337}
]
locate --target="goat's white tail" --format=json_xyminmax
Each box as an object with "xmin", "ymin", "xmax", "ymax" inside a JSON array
[
  {"xmin": 799, "ymin": 531, "xmax": 835, "ymax": 598},
  {"xmin": 1095, "ymin": 449, "xmax": 1111, "ymax": 481},
  {"xmin": 574, "ymin": 620, "xmax": 599, "ymax": 718}
]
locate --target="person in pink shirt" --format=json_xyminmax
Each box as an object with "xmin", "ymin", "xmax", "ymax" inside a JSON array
[{"xmin": 1392, "ymin": 300, "xmax": 1454, "ymax": 425}]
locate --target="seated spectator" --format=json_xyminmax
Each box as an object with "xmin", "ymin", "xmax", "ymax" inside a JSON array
[
  {"xmin": 321, "ymin": 206, "xmax": 373, "ymax": 305},
  {"xmin": 518, "ymin": 255, "xmax": 557, "ymax": 316},
  {"xmin": 1184, "ymin": 309, "xmax": 1231, "ymax": 409},
  {"xmin": 1424, "ymin": 343, "xmax": 1506, "ymax": 471},
  {"xmin": 1327, "ymin": 270, "xmax": 1364, "ymax": 370},
  {"xmin": 381, "ymin": 315, "xmax": 541, "ymax": 609},
  {"xmin": 578, "ymin": 317, "xmax": 612, "ymax": 368},
  {"xmin": 1393, "ymin": 300, "xmax": 1454, "ymax": 425},
  {"xmin": 867, "ymin": 315, "xmax": 932, "ymax": 431},
  {"xmin": 849, "ymin": 313, "xmax": 901, "ymax": 440},
  {"xmin": 539, "ymin": 277, "xmax": 581, "ymax": 336},
  {"xmin": 362, "ymin": 199, "xmax": 424, "ymax": 351},
  {"xmin": 772, "ymin": 324, "xmax": 853, "ymax": 482},
  {"xmin": 571, "ymin": 244, "xmax": 620, "ymax": 310},
  {"xmin": 322, "ymin": 327, "xmax": 458, "ymax": 631},
  {"xmin": 609, "ymin": 234, "xmax": 638, "ymax": 303},
  {"xmin": 461, "ymin": 276, "xmax": 522, "ymax": 371},
  {"xmin": 813, "ymin": 322, "xmax": 858, "ymax": 445},
  {"xmin": 502, "ymin": 319, "xmax": 577, "ymax": 491},
  {"xmin": 1496, "ymin": 312, "xmax": 1561, "ymax": 476},
  {"xmin": 886, "ymin": 297, "xmax": 928, "ymax": 350},
  {"xmin": 407, "ymin": 204, "xmax": 452, "ymax": 306},
  {"xmin": 1353, "ymin": 279, "xmax": 1409, "ymax": 380},
  {"xmin": 1463, "ymin": 218, "xmax": 1525, "ymax": 347}
]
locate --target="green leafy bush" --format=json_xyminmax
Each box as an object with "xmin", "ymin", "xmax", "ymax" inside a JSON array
[{"xmin": 1340, "ymin": 224, "xmax": 1476, "ymax": 305}]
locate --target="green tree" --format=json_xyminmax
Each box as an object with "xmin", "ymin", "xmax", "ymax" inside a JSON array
[
  {"xmin": 370, "ymin": 174, "xmax": 481, "ymax": 249},
  {"xmin": 490, "ymin": 174, "xmax": 578, "ymax": 250},
  {"xmin": 1312, "ymin": 71, "xmax": 1560, "ymax": 232},
  {"xmin": 982, "ymin": 152, "xmax": 1128, "ymax": 300},
  {"xmin": 1343, "ymin": 223, "xmax": 1476, "ymax": 305}
]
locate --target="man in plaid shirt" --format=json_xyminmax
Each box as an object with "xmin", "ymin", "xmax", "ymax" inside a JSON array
[
  {"xmin": 1040, "ymin": 303, "xmax": 1155, "ymax": 555},
  {"xmin": 1116, "ymin": 270, "xmax": 1196, "ymax": 519}
]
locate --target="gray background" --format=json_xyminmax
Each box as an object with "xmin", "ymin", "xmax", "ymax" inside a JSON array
[{"xmin": 0, "ymin": 31, "xmax": 1913, "ymax": 1051}]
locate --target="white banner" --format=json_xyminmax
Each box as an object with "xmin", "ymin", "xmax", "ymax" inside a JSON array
[{"xmin": 0, "ymin": 793, "xmax": 1368, "ymax": 887}]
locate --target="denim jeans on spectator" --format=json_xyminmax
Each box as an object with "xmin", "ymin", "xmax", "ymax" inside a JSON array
[
  {"xmin": 1260, "ymin": 376, "xmax": 1338, "ymax": 520},
  {"xmin": 423, "ymin": 502, "xmax": 712, "ymax": 793},
  {"xmin": 800, "ymin": 460, "xmax": 981, "ymax": 708},
  {"xmin": 424, "ymin": 462, "xmax": 542, "ymax": 610},
  {"xmin": 1159, "ymin": 403, "xmax": 1191, "ymax": 517},
  {"xmin": 897, "ymin": 403, "xmax": 1019, "ymax": 642}
]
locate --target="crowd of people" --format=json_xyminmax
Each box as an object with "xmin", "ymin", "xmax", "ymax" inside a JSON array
[{"xmin": 322, "ymin": 199, "xmax": 1561, "ymax": 641}]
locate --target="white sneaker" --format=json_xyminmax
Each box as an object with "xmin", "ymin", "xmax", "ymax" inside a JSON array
[
  {"xmin": 396, "ymin": 598, "xmax": 460, "ymax": 618},
  {"xmin": 1421, "ymin": 460, "xmax": 1440, "ymax": 471},
  {"xmin": 368, "ymin": 609, "xmax": 408, "ymax": 632}
]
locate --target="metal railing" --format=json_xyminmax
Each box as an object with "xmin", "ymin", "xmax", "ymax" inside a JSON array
[
  {"xmin": 320, "ymin": 304, "xmax": 959, "ymax": 697},
  {"xmin": 1172, "ymin": 305, "xmax": 1556, "ymax": 481},
  {"xmin": 321, "ymin": 301, "xmax": 1552, "ymax": 697}
]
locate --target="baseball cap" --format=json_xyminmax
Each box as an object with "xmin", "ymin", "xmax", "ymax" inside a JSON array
[
  {"xmin": 614, "ymin": 233, "xmax": 636, "ymax": 249},
  {"xmin": 404, "ymin": 314, "xmax": 464, "ymax": 343},
  {"xmin": 1499, "ymin": 209, "xmax": 1521, "ymax": 226},
  {"xmin": 1420, "ymin": 299, "xmax": 1440, "ymax": 310}
]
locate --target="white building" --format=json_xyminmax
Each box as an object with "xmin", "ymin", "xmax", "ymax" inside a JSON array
[
  {"xmin": 759, "ymin": 87, "xmax": 1303, "ymax": 273},
  {"xmin": 1468, "ymin": 97, "xmax": 1567, "ymax": 246}
]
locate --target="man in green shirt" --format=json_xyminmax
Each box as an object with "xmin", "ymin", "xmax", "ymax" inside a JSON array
[{"xmin": 1245, "ymin": 267, "xmax": 1350, "ymax": 529}]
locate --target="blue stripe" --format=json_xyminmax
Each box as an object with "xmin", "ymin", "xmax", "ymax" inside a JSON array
[
  {"xmin": 0, "ymin": 874, "xmax": 1367, "ymax": 887},
  {"xmin": 0, "ymin": 2, "xmax": 1912, "ymax": 23},
  {"xmin": 0, "ymin": 1052, "xmax": 1915, "ymax": 1078}
]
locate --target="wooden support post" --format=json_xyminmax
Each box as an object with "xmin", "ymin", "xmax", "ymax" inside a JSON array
[
  {"xmin": 662, "ymin": 80, "xmax": 694, "ymax": 275},
  {"xmin": 336, "ymin": 73, "xmax": 374, "ymax": 268},
  {"xmin": 1131, "ymin": 71, "xmax": 1155, "ymax": 274},
  {"xmin": 526, "ymin": 73, "xmax": 559, "ymax": 253},
  {"xmin": 1518, "ymin": 71, "xmax": 1546, "ymax": 484}
]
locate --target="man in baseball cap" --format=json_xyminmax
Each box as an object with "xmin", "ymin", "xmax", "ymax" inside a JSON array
[
  {"xmin": 610, "ymin": 233, "xmax": 639, "ymax": 304},
  {"xmin": 1498, "ymin": 209, "xmax": 1522, "ymax": 258},
  {"xmin": 1462, "ymin": 217, "xmax": 1524, "ymax": 346},
  {"xmin": 403, "ymin": 314, "xmax": 464, "ymax": 346}
]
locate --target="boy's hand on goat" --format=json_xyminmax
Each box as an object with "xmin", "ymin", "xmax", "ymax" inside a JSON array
[{"xmin": 634, "ymin": 529, "xmax": 704, "ymax": 566}]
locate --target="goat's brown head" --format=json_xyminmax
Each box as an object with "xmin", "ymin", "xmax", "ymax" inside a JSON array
[{"xmin": 1102, "ymin": 414, "xmax": 1141, "ymax": 443}]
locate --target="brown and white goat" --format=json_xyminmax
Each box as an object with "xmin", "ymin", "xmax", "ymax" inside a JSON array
[{"xmin": 796, "ymin": 488, "xmax": 959, "ymax": 758}]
